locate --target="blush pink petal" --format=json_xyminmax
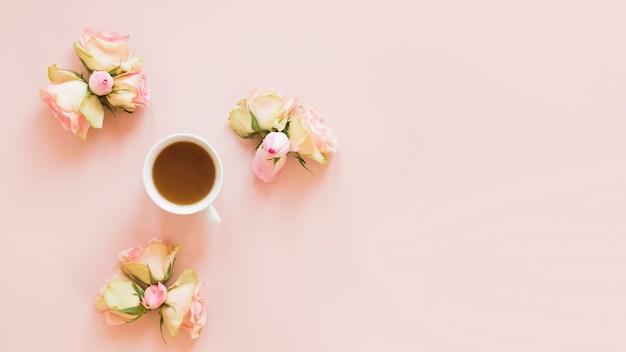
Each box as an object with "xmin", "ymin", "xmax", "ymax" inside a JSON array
[
  {"xmin": 119, "ymin": 238, "xmax": 160, "ymax": 262},
  {"xmin": 130, "ymin": 69, "xmax": 150, "ymax": 106},
  {"xmin": 88, "ymin": 71, "xmax": 114, "ymax": 96},
  {"xmin": 142, "ymin": 283, "xmax": 168, "ymax": 309},
  {"xmin": 106, "ymin": 69, "xmax": 150, "ymax": 110},
  {"xmin": 118, "ymin": 238, "xmax": 179, "ymax": 285},
  {"xmin": 298, "ymin": 105, "xmax": 337, "ymax": 154},
  {"xmin": 287, "ymin": 104, "xmax": 337, "ymax": 165},
  {"xmin": 262, "ymin": 132, "xmax": 291, "ymax": 158},
  {"xmin": 181, "ymin": 283, "xmax": 207, "ymax": 339},
  {"xmin": 252, "ymin": 145, "xmax": 287, "ymax": 182},
  {"xmin": 79, "ymin": 28, "xmax": 129, "ymax": 47},
  {"xmin": 39, "ymin": 83, "xmax": 90, "ymax": 141}
]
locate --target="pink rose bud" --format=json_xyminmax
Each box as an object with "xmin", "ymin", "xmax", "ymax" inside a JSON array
[
  {"xmin": 262, "ymin": 131, "xmax": 291, "ymax": 158},
  {"xmin": 252, "ymin": 145, "xmax": 287, "ymax": 182},
  {"xmin": 119, "ymin": 238, "xmax": 180, "ymax": 286},
  {"xmin": 88, "ymin": 71, "xmax": 114, "ymax": 96},
  {"xmin": 142, "ymin": 282, "xmax": 168, "ymax": 309}
]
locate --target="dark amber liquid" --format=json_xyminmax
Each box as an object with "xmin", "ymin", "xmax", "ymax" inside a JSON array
[{"xmin": 152, "ymin": 142, "xmax": 215, "ymax": 205}]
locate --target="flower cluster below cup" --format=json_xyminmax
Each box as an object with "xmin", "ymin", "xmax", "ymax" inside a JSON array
[
  {"xmin": 228, "ymin": 88, "xmax": 337, "ymax": 182},
  {"xmin": 96, "ymin": 238, "xmax": 206, "ymax": 340},
  {"xmin": 40, "ymin": 28, "xmax": 150, "ymax": 141}
]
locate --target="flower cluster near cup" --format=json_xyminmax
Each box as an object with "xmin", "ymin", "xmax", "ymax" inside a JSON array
[
  {"xmin": 39, "ymin": 29, "xmax": 339, "ymax": 342},
  {"xmin": 96, "ymin": 239, "xmax": 206, "ymax": 340},
  {"xmin": 40, "ymin": 28, "xmax": 150, "ymax": 141},
  {"xmin": 228, "ymin": 89, "xmax": 337, "ymax": 182}
]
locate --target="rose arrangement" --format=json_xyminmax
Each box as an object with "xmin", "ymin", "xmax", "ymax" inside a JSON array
[
  {"xmin": 228, "ymin": 89, "xmax": 337, "ymax": 182},
  {"xmin": 96, "ymin": 239, "xmax": 206, "ymax": 340},
  {"xmin": 40, "ymin": 28, "xmax": 150, "ymax": 141}
]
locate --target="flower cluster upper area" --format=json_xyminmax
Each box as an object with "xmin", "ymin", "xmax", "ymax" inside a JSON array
[
  {"xmin": 40, "ymin": 28, "xmax": 150, "ymax": 141},
  {"xmin": 229, "ymin": 89, "xmax": 337, "ymax": 182}
]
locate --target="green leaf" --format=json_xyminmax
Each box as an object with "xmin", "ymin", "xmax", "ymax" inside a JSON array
[
  {"xmin": 295, "ymin": 153, "xmax": 314, "ymax": 175},
  {"xmin": 249, "ymin": 110, "xmax": 263, "ymax": 132},
  {"xmin": 272, "ymin": 158, "xmax": 280, "ymax": 167},
  {"xmin": 118, "ymin": 305, "xmax": 147, "ymax": 316},
  {"xmin": 148, "ymin": 264, "xmax": 156, "ymax": 284},
  {"xmin": 131, "ymin": 281, "xmax": 145, "ymax": 298},
  {"xmin": 78, "ymin": 57, "xmax": 93, "ymax": 74},
  {"xmin": 73, "ymin": 42, "xmax": 95, "ymax": 73},
  {"xmin": 159, "ymin": 313, "xmax": 168, "ymax": 344},
  {"xmin": 120, "ymin": 266, "xmax": 149, "ymax": 289},
  {"xmin": 242, "ymin": 132, "xmax": 259, "ymax": 139},
  {"xmin": 98, "ymin": 96, "xmax": 117, "ymax": 116},
  {"xmin": 253, "ymin": 138, "xmax": 264, "ymax": 152},
  {"xmin": 166, "ymin": 261, "xmax": 174, "ymax": 283},
  {"xmin": 108, "ymin": 61, "xmax": 124, "ymax": 77}
]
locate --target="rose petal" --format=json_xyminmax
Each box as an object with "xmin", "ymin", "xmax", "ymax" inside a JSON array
[{"xmin": 252, "ymin": 146, "xmax": 287, "ymax": 182}]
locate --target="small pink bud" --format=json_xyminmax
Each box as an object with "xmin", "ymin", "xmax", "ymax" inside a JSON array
[
  {"xmin": 262, "ymin": 132, "xmax": 291, "ymax": 158},
  {"xmin": 252, "ymin": 145, "xmax": 287, "ymax": 182},
  {"xmin": 88, "ymin": 71, "xmax": 114, "ymax": 96},
  {"xmin": 142, "ymin": 282, "xmax": 168, "ymax": 309}
]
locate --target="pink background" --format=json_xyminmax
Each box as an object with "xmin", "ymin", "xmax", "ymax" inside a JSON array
[{"xmin": 1, "ymin": 0, "xmax": 625, "ymax": 351}]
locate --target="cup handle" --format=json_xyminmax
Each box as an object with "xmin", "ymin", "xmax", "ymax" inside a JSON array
[{"xmin": 201, "ymin": 204, "xmax": 221, "ymax": 225}]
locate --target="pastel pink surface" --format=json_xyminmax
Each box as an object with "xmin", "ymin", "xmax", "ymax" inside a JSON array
[{"xmin": 1, "ymin": 1, "xmax": 626, "ymax": 351}]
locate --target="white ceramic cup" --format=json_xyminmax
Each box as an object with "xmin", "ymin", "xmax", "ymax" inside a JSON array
[{"xmin": 143, "ymin": 133, "xmax": 223, "ymax": 225}]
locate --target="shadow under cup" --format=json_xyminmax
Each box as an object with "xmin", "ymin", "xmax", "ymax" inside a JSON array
[{"xmin": 143, "ymin": 134, "xmax": 223, "ymax": 221}]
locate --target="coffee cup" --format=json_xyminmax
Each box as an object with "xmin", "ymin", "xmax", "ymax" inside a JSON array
[{"xmin": 143, "ymin": 133, "xmax": 223, "ymax": 225}]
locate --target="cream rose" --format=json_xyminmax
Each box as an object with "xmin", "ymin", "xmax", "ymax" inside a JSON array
[
  {"xmin": 74, "ymin": 28, "xmax": 142, "ymax": 74},
  {"xmin": 39, "ymin": 65, "xmax": 104, "ymax": 140},
  {"xmin": 118, "ymin": 238, "xmax": 180, "ymax": 287},
  {"xmin": 96, "ymin": 269, "xmax": 147, "ymax": 325},
  {"xmin": 287, "ymin": 105, "xmax": 337, "ymax": 165},
  {"xmin": 106, "ymin": 68, "xmax": 150, "ymax": 111},
  {"xmin": 228, "ymin": 89, "xmax": 295, "ymax": 137},
  {"xmin": 181, "ymin": 282, "xmax": 207, "ymax": 339},
  {"xmin": 88, "ymin": 71, "xmax": 114, "ymax": 96},
  {"xmin": 161, "ymin": 268, "xmax": 206, "ymax": 339}
]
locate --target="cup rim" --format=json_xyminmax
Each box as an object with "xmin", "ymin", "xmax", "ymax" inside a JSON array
[{"xmin": 143, "ymin": 133, "xmax": 223, "ymax": 215}]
